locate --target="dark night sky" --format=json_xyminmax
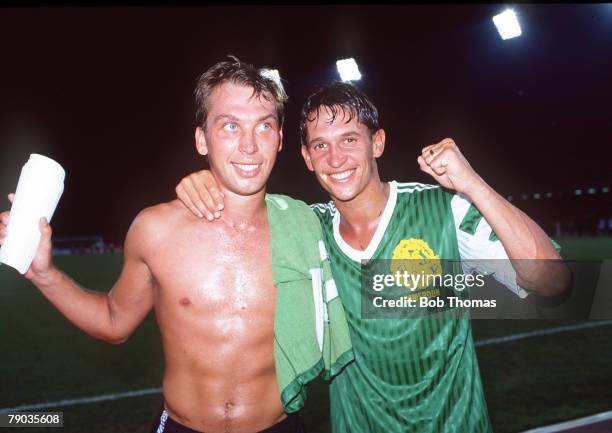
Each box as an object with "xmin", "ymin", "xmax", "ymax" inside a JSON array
[{"xmin": 1, "ymin": 5, "xmax": 611, "ymax": 243}]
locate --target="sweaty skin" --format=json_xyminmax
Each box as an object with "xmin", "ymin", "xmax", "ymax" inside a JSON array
[
  {"xmin": 0, "ymin": 198, "xmax": 285, "ymax": 433},
  {"xmin": 0, "ymin": 80, "xmax": 289, "ymax": 433},
  {"xmin": 141, "ymin": 200, "xmax": 283, "ymax": 433}
]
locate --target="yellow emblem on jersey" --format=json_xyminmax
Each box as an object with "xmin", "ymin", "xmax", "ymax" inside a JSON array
[{"xmin": 390, "ymin": 239, "xmax": 442, "ymax": 290}]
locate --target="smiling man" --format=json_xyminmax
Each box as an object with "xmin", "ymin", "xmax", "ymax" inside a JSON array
[
  {"xmin": 176, "ymin": 81, "xmax": 569, "ymax": 433},
  {"xmin": 0, "ymin": 58, "xmax": 353, "ymax": 433}
]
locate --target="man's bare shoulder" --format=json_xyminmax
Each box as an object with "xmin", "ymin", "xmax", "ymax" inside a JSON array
[
  {"xmin": 135, "ymin": 199, "xmax": 194, "ymax": 223},
  {"xmin": 127, "ymin": 199, "xmax": 196, "ymax": 247}
]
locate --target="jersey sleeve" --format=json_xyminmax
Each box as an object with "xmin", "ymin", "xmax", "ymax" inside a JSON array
[{"xmin": 450, "ymin": 193, "xmax": 530, "ymax": 298}]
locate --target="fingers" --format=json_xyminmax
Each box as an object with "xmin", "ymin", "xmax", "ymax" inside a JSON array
[
  {"xmin": 438, "ymin": 137, "xmax": 455, "ymax": 146},
  {"xmin": 208, "ymin": 184, "xmax": 225, "ymax": 211},
  {"xmin": 176, "ymin": 182, "xmax": 206, "ymax": 219},
  {"xmin": 417, "ymin": 155, "xmax": 438, "ymax": 178},
  {"xmin": 198, "ymin": 171, "xmax": 224, "ymax": 211},
  {"xmin": 188, "ymin": 175, "xmax": 221, "ymax": 220},
  {"xmin": 39, "ymin": 217, "xmax": 52, "ymax": 237},
  {"xmin": 426, "ymin": 149, "xmax": 449, "ymax": 176},
  {"xmin": 38, "ymin": 217, "xmax": 53, "ymax": 253},
  {"xmin": 421, "ymin": 143, "xmax": 437, "ymax": 157},
  {"xmin": 421, "ymin": 144, "xmax": 440, "ymax": 165},
  {"xmin": 418, "ymin": 152, "xmax": 447, "ymax": 178},
  {"xmin": 0, "ymin": 211, "xmax": 9, "ymax": 244},
  {"xmin": 176, "ymin": 170, "xmax": 226, "ymax": 221},
  {"xmin": 421, "ymin": 138, "xmax": 457, "ymax": 165},
  {"xmin": 419, "ymin": 147, "xmax": 448, "ymax": 175},
  {"xmin": 8, "ymin": 193, "xmax": 15, "ymax": 203},
  {"xmin": 430, "ymin": 159, "xmax": 448, "ymax": 176}
]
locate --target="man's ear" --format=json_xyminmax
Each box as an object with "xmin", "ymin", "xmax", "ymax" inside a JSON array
[
  {"xmin": 372, "ymin": 128, "xmax": 386, "ymax": 158},
  {"xmin": 301, "ymin": 144, "xmax": 315, "ymax": 172},
  {"xmin": 195, "ymin": 127, "xmax": 208, "ymax": 156},
  {"xmin": 278, "ymin": 129, "xmax": 283, "ymax": 153}
]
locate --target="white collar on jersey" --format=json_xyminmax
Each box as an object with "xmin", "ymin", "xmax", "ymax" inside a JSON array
[{"xmin": 332, "ymin": 180, "xmax": 398, "ymax": 263}]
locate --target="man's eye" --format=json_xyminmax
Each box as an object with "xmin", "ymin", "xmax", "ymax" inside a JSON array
[
  {"xmin": 314, "ymin": 142, "xmax": 328, "ymax": 150},
  {"xmin": 257, "ymin": 122, "xmax": 271, "ymax": 132},
  {"xmin": 223, "ymin": 123, "xmax": 238, "ymax": 131},
  {"xmin": 345, "ymin": 137, "xmax": 356, "ymax": 144}
]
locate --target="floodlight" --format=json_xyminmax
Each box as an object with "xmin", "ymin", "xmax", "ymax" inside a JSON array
[
  {"xmin": 336, "ymin": 58, "xmax": 362, "ymax": 82},
  {"xmin": 492, "ymin": 9, "xmax": 522, "ymax": 40},
  {"xmin": 260, "ymin": 68, "xmax": 283, "ymax": 91}
]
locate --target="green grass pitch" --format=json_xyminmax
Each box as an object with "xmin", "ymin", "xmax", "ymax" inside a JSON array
[{"xmin": 1, "ymin": 237, "xmax": 611, "ymax": 433}]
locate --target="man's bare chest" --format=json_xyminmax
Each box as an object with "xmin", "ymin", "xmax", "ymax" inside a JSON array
[{"xmin": 146, "ymin": 225, "xmax": 275, "ymax": 311}]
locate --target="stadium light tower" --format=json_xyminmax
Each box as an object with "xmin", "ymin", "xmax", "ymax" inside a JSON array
[
  {"xmin": 492, "ymin": 9, "xmax": 522, "ymax": 40},
  {"xmin": 336, "ymin": 58, "xmax": 362, "ymax": 82}
]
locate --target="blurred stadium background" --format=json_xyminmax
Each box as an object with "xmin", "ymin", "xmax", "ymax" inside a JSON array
[{"xmin": 1, "ymin": 4, "xmax": 611, "ymax": 433}]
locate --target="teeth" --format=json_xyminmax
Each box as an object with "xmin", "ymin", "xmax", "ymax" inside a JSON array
[
  {"xmin": 235, "ymin": 163, "xmax": 259, "ymax": 172},
  {"xmin": 329, "ymin": 169, "xmax": 354, "ymax": 180}
]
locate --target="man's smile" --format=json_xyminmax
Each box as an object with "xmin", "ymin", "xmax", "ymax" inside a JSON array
[
  {"xmin": 232, "ymin": 162, "xmax": 262, "ymax": 177},
  {"xmin": 324, "ymin": 168, "xmax": 356, "ymax": 183}
]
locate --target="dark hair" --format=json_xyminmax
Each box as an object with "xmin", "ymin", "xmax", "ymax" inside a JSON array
[
  {"xmin": 299, "ymin": 81, "xmax": 380, "ymax": 145},
  {"xmin": 195, "ymin": 55, "xmax": 288, "ymax": 129}
]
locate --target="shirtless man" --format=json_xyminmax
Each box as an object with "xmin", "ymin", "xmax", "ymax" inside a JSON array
[{"xmin": 0, "ymin": 57, "xmax": 349, "ymax": 433}]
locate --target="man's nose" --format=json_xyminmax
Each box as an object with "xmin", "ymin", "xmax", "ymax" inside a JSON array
[
  {"xmin": 327, "ymin": 144, "xmax": 347, "ymax": 168},
  {"xmin": 238, "ymin": 131, "xmax": 258, "ymax": 155}
]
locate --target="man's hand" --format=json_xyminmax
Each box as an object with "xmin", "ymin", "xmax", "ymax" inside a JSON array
[
  {"xmin": 175, "ymin": 170, "xmax": 225, "ymax": 221},
  {"xmin": 417, "ymin": 138, "xmax": 485, "ymax": 197},
  {"xmin": 417, "ymin": 142, "xmax": 569, "ymax": 296},
  {"xmin": 0, "ymin": 193, "xmax": 57, "ymax": 282}
]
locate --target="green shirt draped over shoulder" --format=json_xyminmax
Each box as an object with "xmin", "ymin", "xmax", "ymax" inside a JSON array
[{"xmin": 266, "ymin": 193, "xmax": 354, "ymax": 413}]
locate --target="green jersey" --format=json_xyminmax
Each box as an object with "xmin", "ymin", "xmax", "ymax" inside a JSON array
[{"xmin": 311, "ymin": 181, "xmax": 525, "ymax": 433}]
